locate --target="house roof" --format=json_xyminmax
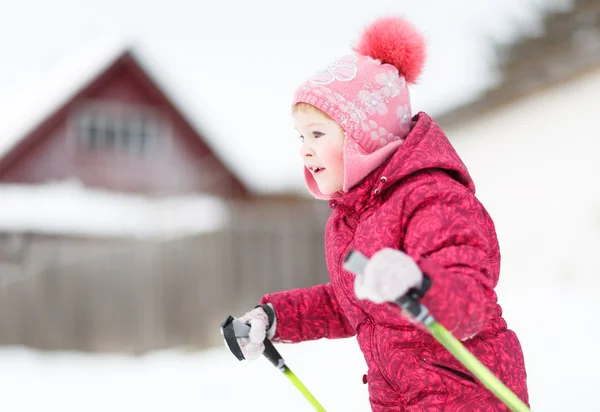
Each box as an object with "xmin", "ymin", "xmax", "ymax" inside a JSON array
[
  {"xmin": 0, "ymin": 40, "xmax": 128, "ymax": 160},
  {"xmin": 436, "ymin": 0, "xmax": 600, "ymax": 130},
  {"xmin": 0, "ymin": 38, "xmax": 262, "ymax": 195}
]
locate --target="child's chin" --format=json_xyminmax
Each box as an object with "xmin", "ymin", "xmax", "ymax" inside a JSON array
[{"xmin": 317, "ymin": 184, "xmax": 342, "ymax": 196}]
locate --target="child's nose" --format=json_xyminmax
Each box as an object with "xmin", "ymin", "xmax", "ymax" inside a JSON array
[{"xmin": 299, "ymin": 142, "xmax": 315, "ymax": 157}]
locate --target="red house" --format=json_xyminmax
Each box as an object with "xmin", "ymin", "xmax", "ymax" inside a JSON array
[
  {"xmin": 0, "ymin": 46, "xmax": 249, "ymax": 199},
  {"xmin": 0, "ymin": 44, "xmax": 333, "ymax": 354}
]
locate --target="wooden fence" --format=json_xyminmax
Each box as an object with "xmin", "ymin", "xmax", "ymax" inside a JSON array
[{"xmin": 0, "ymin": 199, "xmax": 331, "ymax": 353}]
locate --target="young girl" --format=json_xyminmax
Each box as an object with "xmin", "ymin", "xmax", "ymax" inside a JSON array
[{"xmin": 233, "ymin": 16, "xmax": 529, "ymax": 410}]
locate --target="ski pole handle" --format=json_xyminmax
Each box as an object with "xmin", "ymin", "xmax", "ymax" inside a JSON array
[
  {"xmin": 263, "ymin": 339, "xmax": 285, "ymax": 369},
  {"xmin": 220, "ymin": 316, "xmax": 285, "ymax": 369},
  {"xmin": 343, "ymin": 250, "xmax": 432, "ymax": 323}
]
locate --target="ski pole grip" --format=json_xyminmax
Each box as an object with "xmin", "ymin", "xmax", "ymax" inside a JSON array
[
  {"xmin": 343, "ymin": 249, "xmax": 369, "ymax": 275},
  {"xmin": 263, "ymin": 339, "xmax": 286, "ymax": 370},
  {"xmin": 343, "ymin": 249, "xmax": 430, "ymax": 321},
  {"xmin": 395, "ymin": 294, "xmax": 426, "ymax": 320},
  {"xmin": 220, "ymin": 315, "xmax": 286, "ymax": 369}
]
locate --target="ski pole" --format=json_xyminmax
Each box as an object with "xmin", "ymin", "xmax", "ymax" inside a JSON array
[
  {"xmin": 221, "ymin": 316, "xmax": 326, "ymax": 411},
  {"xmin": 343, "ymin": 250, "xmax": 531, "ymax": 412}
]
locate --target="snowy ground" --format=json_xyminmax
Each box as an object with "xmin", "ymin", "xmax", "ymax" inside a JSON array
[{"xmin": 0, "ymin": 339, "xmax": 370, "ymax": 412}]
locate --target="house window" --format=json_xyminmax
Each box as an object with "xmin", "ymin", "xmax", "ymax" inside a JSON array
[{"xmin": 74, "ymin": 104, "xmax": 165, "ymax": 157}]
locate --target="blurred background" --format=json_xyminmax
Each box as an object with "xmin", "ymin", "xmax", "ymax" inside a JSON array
[{"xmin": 0, "ymin": 0, "xmax": 599, "ymax": 410}]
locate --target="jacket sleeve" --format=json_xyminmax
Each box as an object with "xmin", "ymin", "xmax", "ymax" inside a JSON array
[
  {"xmin": 401, "ymin": 176, "xmax": 499, "ymax": 340},
  {"xmin": 259, "ymin": 282, "xmax": 356, "ymax": 343}
]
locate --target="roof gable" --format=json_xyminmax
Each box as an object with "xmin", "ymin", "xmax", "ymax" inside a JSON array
[{"xmin": 0, "ymin": 43, "xmax": 250, "ymax": 196}]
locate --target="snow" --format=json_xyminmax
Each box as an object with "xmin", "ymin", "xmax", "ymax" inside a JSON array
[
  {"xmin": 0, "ymin": 37, "xmax": 130, "ymax": 163},
  {"xmin": 0, "ymin": 180, "xmax": 229, "ymax": 239},
  {"xmin": 0, "ymin": 340, "xmax": 371, "ymax": 412}
]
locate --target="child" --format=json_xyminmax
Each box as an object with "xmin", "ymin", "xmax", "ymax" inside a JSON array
[{"xmin": 233, "ymin": 16, "xmax": 529, "ymax": 411}]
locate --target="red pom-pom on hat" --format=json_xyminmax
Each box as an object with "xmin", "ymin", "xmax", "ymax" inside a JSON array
[{"xmin": 355, "ymin": 16, "xmax": 426, "ymax": 84}]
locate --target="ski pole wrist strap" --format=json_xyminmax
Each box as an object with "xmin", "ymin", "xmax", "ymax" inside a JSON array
[
  {"xmin": 221, "ymin": 316, "xmax": 246, "ymax": 361},
  {"xmin": 255, "ymin": 303, "xmax": 276, "ymax": 331}
]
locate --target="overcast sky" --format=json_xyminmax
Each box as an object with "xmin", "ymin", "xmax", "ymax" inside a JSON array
[{"xmin": 0, "ymin": 0, "xmax": 569, "ymax": 193}]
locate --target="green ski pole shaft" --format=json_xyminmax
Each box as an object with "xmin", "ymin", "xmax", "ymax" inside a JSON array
[
  {"xmin": 423, "ymin": 320, "xmax": 529, "ymax": 412},
  {"xmin": 263, "ymin": 339, "xmax": 327, "ymax": 411},
  {"xmin": 281, "ymin": 364, "xmax": 326, "ymax": 411},
  {"xmin": 221, "ymin": 315, "xmax": 326, "ymax": 411},
  {"xmin": 343, "ymin": 250, "xmax": 530, "ymax": 412}
]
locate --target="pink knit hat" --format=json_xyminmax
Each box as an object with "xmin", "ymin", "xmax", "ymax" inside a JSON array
[{"xmin": 292, "ymin": 16, "xmax": 426, "ymax": 199}]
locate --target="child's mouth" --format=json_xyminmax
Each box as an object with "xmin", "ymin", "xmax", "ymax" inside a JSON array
[{"xmin": 313, "ymin": 167, "xmax": 325, "ymax": 175}]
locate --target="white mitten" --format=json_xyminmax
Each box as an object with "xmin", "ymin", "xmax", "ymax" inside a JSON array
[
  {"xmin": 354, "ymin": 248, "xmax": 423, "ymax": 304},
  {"xmin": 235, "ymin": 303, "xmax": 277, "ymax": 361}
]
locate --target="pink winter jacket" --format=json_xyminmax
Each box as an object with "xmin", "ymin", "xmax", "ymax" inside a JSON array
[{"xmin": 260, "ymin": 112, "xmax": 529, "ymax": 410}]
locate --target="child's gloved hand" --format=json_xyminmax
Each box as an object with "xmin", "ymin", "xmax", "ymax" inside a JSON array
[
  {"xmin": 233, "ymin": 303, "xmax": 277, "ymax": 360},
  {"xmin": 354, "ymin": 248, "xmax": 423, "ymax": 304}
]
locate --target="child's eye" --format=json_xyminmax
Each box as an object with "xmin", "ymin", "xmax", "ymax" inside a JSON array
[
  {"xmin": 298, "ymin": 135, "xmax": 304, "ymax": 142},
  {"xmin": 313, "ymin": 131, "xmax": 324, "ymax": 138}
]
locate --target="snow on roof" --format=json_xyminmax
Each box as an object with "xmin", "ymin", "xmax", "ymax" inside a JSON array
[
  {"xmin": 0, "ymin": 180, "xmax": 229, "ymax": 239},
  {"xmin": 0, "ymin": 37, "xmax": 131, "ymax": 162}
]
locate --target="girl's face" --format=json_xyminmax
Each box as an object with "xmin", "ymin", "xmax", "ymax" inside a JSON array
[{"xmin": 293, "ymin": 106, "xmax": 345, "ymax": 195}]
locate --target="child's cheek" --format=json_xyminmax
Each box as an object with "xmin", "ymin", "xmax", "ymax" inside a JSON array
[{"xmin": 323, "ymin": 145, "xmax": 344, "ymax": 177}]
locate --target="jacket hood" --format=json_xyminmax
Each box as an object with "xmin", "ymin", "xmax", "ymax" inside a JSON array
[{"xmin": 330, "ymin": 112, "xmax": 474, "ymax": 211}]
